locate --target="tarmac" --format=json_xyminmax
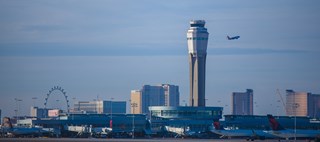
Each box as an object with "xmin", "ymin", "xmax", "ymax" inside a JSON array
[{"xmin": 0, "ymin": 138, "xmax": 314, "ymax": 142}]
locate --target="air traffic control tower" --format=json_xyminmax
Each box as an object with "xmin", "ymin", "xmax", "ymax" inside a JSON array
[{"xmin": 187, "ymin": 20, "xmax": 209, "ymax": 107}]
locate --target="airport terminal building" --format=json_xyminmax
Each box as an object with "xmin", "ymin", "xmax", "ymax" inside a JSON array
[
  {"xmin": 17, "ymin": 113, "xmax": 148, "ymax": 137},
  {"xmin": 149, "ymin": 106, "xmax": 223, "ymax": 134}
]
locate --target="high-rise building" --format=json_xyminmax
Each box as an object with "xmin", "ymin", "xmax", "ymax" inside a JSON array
[
  {"xmin": 140, "ymin": 85, "xmax": 165, "ymax": 114},
  {"xmin": 162, "ymin": 84, "xmax": 180, "ymax": 107},
  {"xmin": 131, "ymin": 84, "xmax": 179, "ymax": 114},
  {"xmin": 130, "ymin": 90, "xmax": 142, "ymax": 114},
  {"xmin": 232, "ymin": 89, "xmax": 253, "ymax": 115},
  {"xmin": 286, "ymin": 90, "xmax": 320, "ymax": 118},
  {"xmin": 187, "ymin": 20, "xmax": 209, "ymax": 107},
  {"xmin": 73, "ymin": 100, "xmax": 126, "ymax": 114},
  {"xmin": 307, "ymin": 93, "xmax": 320, "ymax": 118},
  {"xmin": 30, "ymin": 107, "xmax": 49, "ymax": 118},
  {"xmin": 73, "ymin": 101, "xmax": 97, "ymax": 113},
  {"xmin": 286, "ymin": 90, "xmax": 308, "ymax": 116}
]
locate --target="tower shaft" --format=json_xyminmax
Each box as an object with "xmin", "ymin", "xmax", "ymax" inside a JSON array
[
  {"xmin": 187, "ymin": 20, "xmax": 209, "ymax": 107},
  {"xmin": 189, "ymin": 53, "xmax": 206, "ymax": 106}
]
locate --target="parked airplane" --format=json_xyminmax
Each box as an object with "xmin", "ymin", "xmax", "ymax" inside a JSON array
[
  {"xmin": 165, "ymin": 125, "xmax": 196, "ymax": 138},
  {"xmin": 65, "ymin": 125, "xmax": 112, "ymax": 138},
  {"xmin": 227, "ymin": 35, "xmax": 240, "ymax": 40},
  {"xmin": 211, "ymin": 120, "xmax": 254, "ymax": 139},
  {"xmin": 210, "ymin": 120, "xmax": 274, "ymax": 140},
  {"xmin": 264, "ymin": 114, "xmax": 320, "ymax": 139},
  {"xmin": 1, "ymin": 117, "xmax": 51, "ymax": 137}
]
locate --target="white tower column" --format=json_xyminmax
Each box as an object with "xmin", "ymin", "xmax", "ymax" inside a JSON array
[{"xmin": 187, "ymin": 20, "xmax": 209, "ymax": 107}]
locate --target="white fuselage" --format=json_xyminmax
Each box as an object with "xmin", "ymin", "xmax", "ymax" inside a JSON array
[
  {"xmin": 264, "ymin": 129, "xmax": 320, "ymax": 139},
  {"xmin": 211, "ymin": 129, "xmax": 253, "ymax": 137},
  {"xmin": 211, "ymin": 129, "xmax": 276, "ymax": 138}
]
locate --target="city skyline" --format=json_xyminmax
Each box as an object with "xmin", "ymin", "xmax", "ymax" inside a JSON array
[{"xmin": 1, "ymin": 0, "xmax": 320, "ymax": 118}]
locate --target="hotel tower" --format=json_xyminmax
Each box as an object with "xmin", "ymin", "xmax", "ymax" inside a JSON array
[{"xmin": 187, "ymin": 20, "xmax": 209, "ymax": 107}]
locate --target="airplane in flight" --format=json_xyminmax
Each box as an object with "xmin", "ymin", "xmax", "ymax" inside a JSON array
[
  {"xmin": 210, "ymin": 120, "xmax": 275, "ymax": 140},
  {"xmin": 264, "ymin": 114, "xmax": 320, "ymax": 139},
  {"xmin": 227, "ymin": 35, "xmax": 240, "ymax": 40}
]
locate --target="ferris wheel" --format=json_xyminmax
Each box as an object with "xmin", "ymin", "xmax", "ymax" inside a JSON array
[{"xmin": 44, "ymin": 86, "xmax": 70, "ymax": 113}]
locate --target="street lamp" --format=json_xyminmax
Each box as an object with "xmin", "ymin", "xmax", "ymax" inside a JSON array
[
  {"xmin": 217, "ymin": 100, "xmax": 221, "ymax": 105},
  {"xmin": 293, "ymin": 103, "xmax": 299, "ymax": 141},
  {"xmin": 14, "ymin": 98, "xmax": 22, "ymax": 121},
  {"xmin": 108, "ymin": 97, "xmax": 114, "ymax": 132},
  {"xmin": 32, "ymin": 97, "xmax": 37, "ymax": 107},
  {"xmin": 110, "ymin": 97, "xmax": 114, "ymax": 122},
  {"xmin": 14, "ymin": 109, "xmax": 18, "ymax": 121},
  {"xmin": 71, "ymin": 97, "xmax": 76, "ymax": 120},
  {"xmin": 131, "ymin": 102, "xmax": 137, "ymax": 139},
  {"xmin": 182, "ymin": 100, "xmax": 186, "ymax": 106},
  {"xmin": 224, "ymin": 105, "xmax": 229, "ymax": 115},
  {"xmin": 55, "ymin": 99, "xmax": 60, "ymax": 110}
]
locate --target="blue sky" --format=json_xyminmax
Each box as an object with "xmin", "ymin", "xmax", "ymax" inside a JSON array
[{"xmin": 0, "ymin": 0, "xmax": 320, "ymax": 117}]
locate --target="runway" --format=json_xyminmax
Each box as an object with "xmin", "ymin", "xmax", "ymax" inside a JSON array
[{"xmin": 0, "ymin": 138, "xmax": 311, "ymax": 142}]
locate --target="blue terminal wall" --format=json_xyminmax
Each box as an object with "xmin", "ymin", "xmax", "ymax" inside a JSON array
[
  {"xmin": 223, "ymin": 115, "xmax": 320, "ymax": 130},
  {"xmin": 22, "ymin": 114, "xmax": 147, "ymax": 134},
  {"xmin": 149, "ymin": 106, "xmax": 223, "ymax": 133}
]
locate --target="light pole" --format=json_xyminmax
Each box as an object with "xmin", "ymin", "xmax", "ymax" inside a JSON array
[
  {"xmin": 14, "ymin": 109, "xmax": 18, "ymax": 121},
  {"xmin": 224, "ymin": 105, "xmax": 228, "ymax": 115},
  {"xmin": 182, "ymin": 100, "xmax": 186, "ymax": 106},
  {"xmin": 217, "ymin": 100, "xmax": 221, "ymax": 106},
  {"xmin": 276, "ymin": 106, "xmax": 280, "ymax": 116},
  {"xmin": 93, "ymin": 99, "xmax": 97, "ymax": 113},
  {"xmin": 14, "ymin": 98, "xmax": 22, "ymax": 121},
  {"xmin": 277, "ymin": 100, "xmax": 281, "ymax": 116},
  {"xmin": 131, "ymin": 102, "xmax": 137, "ymax": 139},
  {"xmin": 205, "ymin": 98, "xmax": 208, "ymax": 105},
  {"xmin": 32, "ymin": 97, "xmax": 37, "ymax": 107},
  {"xmin": 55, "ymin": 99, "xmax": 60, "ymax": 110},
  {"xmin": 293, "ymin": 103, "xmax": 299, "ymax": 141},
  {"xmin": 71, "ymin": 97, "xmax": 76, "ymax": 120},
  {"xmin": 110, "ymin": 97, "xmax": 114, "ymax": 122},
  {"xmin": 128, "ymin": 99, "xmax": 131, "ymax": 113},
  {"xmin": 110, "ymin": 98, "xmax": 113, "ymax": 128}
]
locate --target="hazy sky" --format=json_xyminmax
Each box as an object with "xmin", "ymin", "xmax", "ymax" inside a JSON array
[{"xmin": 1, "ymin": 0, "xmax": 320, "ymax": 118}]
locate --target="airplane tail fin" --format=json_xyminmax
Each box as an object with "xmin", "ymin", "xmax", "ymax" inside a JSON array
[
  {"xmin": 267, "ymin": 114, "xmax": 285, "ymax": 131},
  {"xmin": 227, "ymin": 36, "xmax": 231, "ymax": 40},
  {"xmin": 213, "ymin": 120, "xmax": 224, "ymax": 130},
  {"xmin": 109, "ymin": 120, "xmax": 113, "ymax": 129},
  {"xmin": 2, "ymin": 117, "xmax": 13, "ymax": 129}
]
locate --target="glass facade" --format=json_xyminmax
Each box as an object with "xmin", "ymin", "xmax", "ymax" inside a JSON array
[
  {"xmin": 232, "ymin": 89, "xmax": 253, "ymax": 115},
  {"xmin": 131, "ymin": 84, "xmax": 180, "ymax": 114},
  {"xmin": 73, "ymin": 100, "xmax": 126, "ymax": 114},
  {"xmin": 308, "ymin": 94, "xmax": 320, "ymax": 118},
  {"xmin": 149, "ymin": 106, "xmax": 222, "ymax": 133},
  {"xmin": 286, "ymin": 90, "xmax": 320, "ymax": 118}
]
